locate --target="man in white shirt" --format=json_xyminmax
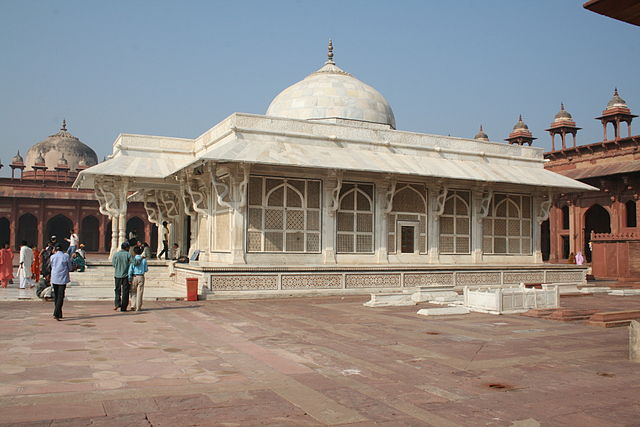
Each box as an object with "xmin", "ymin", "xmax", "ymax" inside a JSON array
[
  {"xmin": 65, "ymin": 229, "xmax": 79, "ymax": 256},
  {"xmin": 18, "ymin": 240, "xmax": 34, "ymax": 289}
]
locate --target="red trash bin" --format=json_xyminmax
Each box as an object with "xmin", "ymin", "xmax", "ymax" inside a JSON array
[{"xmin": 186, "ymin": 277, "xmax": 198, "ymax": 301}]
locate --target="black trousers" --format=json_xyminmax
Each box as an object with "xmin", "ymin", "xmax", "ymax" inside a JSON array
[
  {"xmin": 114, "ymin": 277, "xmax": 130, "ymax": 311},
  {"xmin": 53, "ymin": 284, "xmax": 66, "ymax": 319},
  {"xmin": 158, "ymin": 240, "xmax": 169, "ymax": 260}
]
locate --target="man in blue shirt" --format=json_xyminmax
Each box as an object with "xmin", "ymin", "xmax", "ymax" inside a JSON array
[
  {"xmin": 128, "ymin": 245, "xmax": 149, "ymax": 311},
  {"xmin": 112, "ymin": 242, "xmax": 132, "ymax": 312},
  {"xmin": 50, "ymin": 244, "xmax": 73, "ymax": 320}
]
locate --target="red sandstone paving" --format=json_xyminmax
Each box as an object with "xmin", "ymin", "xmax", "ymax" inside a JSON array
[{"xmin": 0, "ymin": 296, "xmax": 640, "ymax": 426}]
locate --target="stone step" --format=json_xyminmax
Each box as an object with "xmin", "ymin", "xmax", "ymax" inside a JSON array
[
  {"xmin": 587, "ymin": 319, "xmax": 634, "ymax": 328},
  {"xmin": 589, "ymin": 310, "xmax": 640, "ymax": 322}
]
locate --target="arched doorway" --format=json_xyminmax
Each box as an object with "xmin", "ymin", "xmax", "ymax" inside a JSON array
[
  {"xmin": 45, "ymin": 214, "xmax": 73, "ymax": 250},
  {"xmin": 126, "ymin": 216, "xmax": 145, "ymax": 245},
  {"xmin": 17, "ymin": 213, "xmax": 38, "ymax": 248},
  {"xmin": 0, "ymin": 217, "xmax": 9, "ymax": 247},
  {"xmin": 105, "ymin": 222, "xmax": 112, "ymax": 253},
  {"xmin": 540, "ymin": 219, "xmax": 550, "ymax": 261},
  {"xmin": 584, "ymin": 204, "xmax": 611, "ymax": 262},
  {"xmin": 81, "ymin": 216, "xmax": 100, "ymax": 252}
]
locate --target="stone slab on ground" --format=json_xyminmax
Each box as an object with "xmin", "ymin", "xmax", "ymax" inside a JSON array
[
  {"xmin": 609, "ymin": 289, "xmax": 640, "ymax": 296},
  {"xmin": 363, "ymin": 292, "xmax": 416, "ymax": 307},
  {"xmin": 410, "ymin": 286, "xmax": 458, "ymax": 302},
  {"xmin": 417, "ymin": 306, "xmax": 470, "ymax": 316}
]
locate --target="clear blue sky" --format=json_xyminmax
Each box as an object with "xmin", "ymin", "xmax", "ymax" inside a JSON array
[{"xmin": 1, "ymin": 0, "xmax": 638, "ymax": 176}]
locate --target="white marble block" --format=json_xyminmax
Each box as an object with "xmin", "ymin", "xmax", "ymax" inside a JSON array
[
  {"xmin": 411, "ymin": 286, "xmax": 459, "ymax": 302},
  {"xmin": 417, "ymin": 307, "xmax": 470, "ymax": 316},
  {"xmin": 463, "ymin": 284, "xmax": 559, "ymax": 315},
  {"xmin": 364, "ymin": 293, "xmax": 416, "ymax": 307}
]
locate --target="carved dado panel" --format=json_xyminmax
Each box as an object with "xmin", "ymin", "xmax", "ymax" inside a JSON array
[
  {"xmin": 545, "ymin": 270, "xmax": 585, "ymax": 283},
  {"xmin": 211, "ymin": 274, "xmax": 278, "ymax": 290},
  {"xmin": 456, "ymin": 272, "xmax": 501, "ymax": 286},
  {"xmin": 281, "ymin": 274, "xmax": 342, "ymax": 289},
  {"xmin": 503, "ymin": 271, "xmax": 545, "ymax": 284},
  {"xmin": 345, "ymin": 274, "xmax": 401, "ymax": 288},
  {"xmin": 404, "ymin": 273, "xmax": 454, "ymax": 287}
]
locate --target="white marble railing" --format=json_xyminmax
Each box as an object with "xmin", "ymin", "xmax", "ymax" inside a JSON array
[{"xmin": 463, "ymin": 284, "xmax": 559, "ymax": 314}]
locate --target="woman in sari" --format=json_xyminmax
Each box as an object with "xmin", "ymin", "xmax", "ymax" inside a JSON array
[
  {"xmin": 0, "ymin": 243, "xmax": 13, "ymax": 288},
  {"xmin": 31, "ymin": 245, "xmax": 41, "ymax": 282}
]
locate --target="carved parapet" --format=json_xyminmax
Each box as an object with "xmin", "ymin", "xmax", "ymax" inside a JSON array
[{"xmin": 591, "ymin": 231, "xmax": 640, "ymax": 242}]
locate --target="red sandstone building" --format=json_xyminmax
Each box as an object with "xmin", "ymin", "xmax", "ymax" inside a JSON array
[
  {"xmin": 543, "ymin": 89, "xmax": 639, "ymax": 281},
  {"xmin": 0, "ymin": 121, "xmax": 153, "ymax": 253}
]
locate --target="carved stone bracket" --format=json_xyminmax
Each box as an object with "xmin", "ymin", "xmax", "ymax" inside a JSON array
[
  {"xmin": 236, "ymin": 163, "xmax": 250, "ymax": 210},
  {"xmin": 156, "ymin": 190, "xmax": 180, "ymax": 221},
  {"xmin": 209, "ymin": 163, "xmax": 233, "ymax": 210},
  {"xmin": 478, "ymin": 189, "xmax": 494, "ymax": 221},
  {"xmin": 328, "ymin": 170, "xmax": 343, "ymax": 216},
  {"xmin": 95, "ymin": 177, "xmax": 128, "ymax": 218},
  {"xmin": 537, "ymin": 191, "xmax": 553, "ymax": 224},
  {"xmin": 383, "ymin": 175, "xmax": 397, "ymax": 214},
  {"xmin": 434, "ymin": 185, "xmax": 449, "ymax": 219},
  {"xmin": 143, "ymin": 190, "xmax": 162, "ymax": 226}
]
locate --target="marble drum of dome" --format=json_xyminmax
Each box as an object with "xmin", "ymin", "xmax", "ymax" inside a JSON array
[{"xmin": 266, "ymin": 44, "xmax": 396, "ymax": 129}]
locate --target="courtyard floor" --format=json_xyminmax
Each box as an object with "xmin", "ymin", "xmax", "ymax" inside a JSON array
[{"xmin": 0, "ymin": 295, "xmax": 638, "ymax": 426}]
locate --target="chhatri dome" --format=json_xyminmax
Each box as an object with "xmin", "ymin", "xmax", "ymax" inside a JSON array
[
  {"xmin": 266, "ymin": 40, "xmax": 396, "ymax": 129},
  {"xmin": 25, "ymin": 120, "xmax": 98, "ymax": 172}
]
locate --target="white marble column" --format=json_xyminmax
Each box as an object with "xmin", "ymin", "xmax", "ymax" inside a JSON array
[
  {"xmin": 375, "ymin": 179, "xmax": 389, "ymax": 264},
  {"xmin": 322, "ymin": 175, "xmax": 338, "ymax": 264},
  {"xmin": 427, "ymin": 186, "xmax": 440, "ymax": 263}
]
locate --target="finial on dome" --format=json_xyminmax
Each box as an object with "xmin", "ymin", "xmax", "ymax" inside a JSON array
[
  {"xmin": 614, "ymin": 87, "xmax": 619, "ymax": 96},
  {"xmin": 326, "ymin": 39, "xmax": 335, "ymax": 65},
  {"xmin": 560, "ymin": 102, "xmax": 565, "ymax": 111},
  {"xmin": 61, "ymin": 119, "xmax": 67, "ymax": 131},
  {"xmin": 518, "ymin": 114, "xmax": 523, "ymax": 121}
]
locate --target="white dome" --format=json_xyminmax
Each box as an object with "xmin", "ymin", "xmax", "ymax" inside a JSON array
[{"xmin": 266, "ymin": 49, "xmax": 396, "ymax": 129}]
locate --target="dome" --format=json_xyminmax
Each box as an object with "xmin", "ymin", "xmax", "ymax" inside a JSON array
[
  {"xmin": 606, "ymin": 88, "xmax": 628, "ymax": 109},
  {"xmin": 554, "ymin": 103, "xmax": 573, "ymax": 121},
  {"xmin": 25, "ymin": 120, "xmax": 98, "ymax": 172},
  {"xmin": 474, "ymin": 125, "xmax": 489, "ymax": 141},
  {"xmin": 266, "ymin": 41, "xmax": 396, "ymax": 129},
  {"xmin": 11, "ymin": 151, "xmax": 24, "ymax": 165},
  {"xmin": 513, "ymin": 115, "xmax": 529, "ymax": 130}
]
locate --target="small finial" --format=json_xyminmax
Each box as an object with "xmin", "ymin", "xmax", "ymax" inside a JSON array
[
  {"xmin": 518, "ymin": 114, "xmax": 523, "ymax": 121},
  {"xmin": 61, "ymin": 119, "xmax": 67, "ymax": 131},
  {"xmin": 479, "ymin": 125, "xmax": 484, "ymax": 131},
  {"xmin": 326, "ymin": 39, "xmax": 334, "ymax": 65},
  {"xmin": 560, "ymin": 102, "xmax": 565, "ymax": 110},
  {"xmin": 16, "ymin": 150, "xmax": 20, "ymax": 156},
  {"xmin": 614, "ymin": 87, "xmax": 619, "ymax": 96}
]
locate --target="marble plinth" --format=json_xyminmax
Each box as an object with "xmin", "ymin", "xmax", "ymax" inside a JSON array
[{"xmin": 417, "ymin": 307, "xmax": 470, "ymax": 316}]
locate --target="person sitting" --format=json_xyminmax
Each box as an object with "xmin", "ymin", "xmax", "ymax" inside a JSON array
[
  {"xmin": 71, "ymin": 252, "xmax": 86, "ymax": 272},
  {"xmin": 170, "ymin": 243, "xmax": 181, "ymax": 260},
  {"xmin": 76, "ymin": 244, "xmax": 86, "ymax": 260},
  {"xmin": 142, "ymin": 242, "xmax": 151, "ymax": 259}
]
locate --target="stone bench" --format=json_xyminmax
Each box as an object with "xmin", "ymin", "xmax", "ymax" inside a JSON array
[{"xmin": 363, "ymin": 292, "xmax": 416, "ymax": 307}]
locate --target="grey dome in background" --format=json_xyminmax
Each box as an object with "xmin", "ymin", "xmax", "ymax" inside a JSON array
[{"xmin": 25, "ymin": 120, "xmax": 98, "ymax": 172}]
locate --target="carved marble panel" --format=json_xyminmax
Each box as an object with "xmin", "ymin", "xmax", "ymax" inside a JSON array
[
  {"xmin": 503, "ymin": 271, "xmax": 545, "ymax": 284},
  {"xmin": 545, "ymin": 270, "xmax": 585, "ymax": 283},
  {"xmin": 404, "ymin": 273, "xmax": 454, "ymax": 287},
  {"xmin": 345, "ymin": 274, "xmax": 401, "ymax": 288},
  {"xmin": 281, "ymin": 274, "xmax": 342, "ymax": 289},
  {"xmin": 211, "ymin": 274, "xmax": 278, "ymax": 290},
  {"xmin": 456, "ymin": 272, "xmax": 501, "ymax": 286}
]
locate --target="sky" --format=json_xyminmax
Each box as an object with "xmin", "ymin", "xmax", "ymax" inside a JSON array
[{"xmin": 0, "ymin": 0, "xmax": 639, "ymax": 176}]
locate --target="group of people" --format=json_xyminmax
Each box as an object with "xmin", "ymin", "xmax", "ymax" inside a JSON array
[{"xmin": 112, "ymin": 241, "xmax": 149, "ymax": 312}]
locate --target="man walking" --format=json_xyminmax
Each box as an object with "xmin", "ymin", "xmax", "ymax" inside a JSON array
[
  {"xmin": 50, "ymin": 244, "xmax": 72, "ymax": 321},
  {"xmin": 157, "ymin": 221, "xmax": 170, "ymax": 260},
  {"xmin": 18, "ymin": 240, "xmax": 34, "ymax": 289},
  {"xmin": 128, "ymin": 245, "xmax": 148, "ymax": 311},
  {"xmin": 112, "ymin": 242, "xmax": 131, "ymax": 312}
]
